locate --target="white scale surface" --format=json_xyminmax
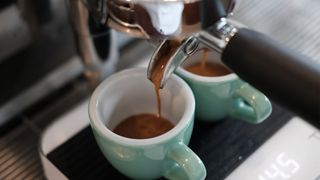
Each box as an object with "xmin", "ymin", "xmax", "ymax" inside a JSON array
[{"xmin": 227, "ymin": 117, "xmax": 320, "ymax": 180}]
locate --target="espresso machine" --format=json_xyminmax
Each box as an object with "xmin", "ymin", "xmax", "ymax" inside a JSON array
[
  {"xmin": 80, "ymin": 0, "xmax": 319, "ymax": 125},
  {"xmin": 47, "ymin": 0, "xmax": 318, "ymax": 179},
  {"xmin": 0, "ymin": 0, "xmax": 320, "ymax": 179}
]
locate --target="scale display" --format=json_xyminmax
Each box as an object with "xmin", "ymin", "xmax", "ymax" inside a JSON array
[{"xmin": 227, "ymin": 117, "xmax": 320, "ymax": 180}]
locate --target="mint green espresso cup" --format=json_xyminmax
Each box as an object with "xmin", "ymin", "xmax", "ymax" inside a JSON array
[
  {"xmin": 175, "ymin": 51, "xmax": 272, "ymax": 123},
  {"xmin": 89, "ymin": 68, "xmax": 206, "ymax": 180}
]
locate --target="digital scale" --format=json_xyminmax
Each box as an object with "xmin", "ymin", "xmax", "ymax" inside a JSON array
[{"xmin": 227, "ymin": 118, "xmax": 320, "ymax": 180}]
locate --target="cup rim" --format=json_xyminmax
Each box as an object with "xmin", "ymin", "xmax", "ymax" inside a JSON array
[
  {"xmin": 176, "ymin": 66, "xmax": 238, "ymax": 83},
  {"xmin": 89, "ymin": 67, "xmax": 195, "ymax": 146}
]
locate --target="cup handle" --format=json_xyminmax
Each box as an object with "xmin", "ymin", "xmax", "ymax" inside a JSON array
[
  {"xmin": 163, "ymin": 143, "xmax": 206, "ymax": 180},
  {"xmin": 229, "ymin": 83, "xmax": 272, "ymax": 123}
]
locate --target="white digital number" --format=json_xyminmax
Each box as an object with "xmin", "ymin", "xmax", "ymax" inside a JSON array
[
  {"xmin": 258, "ymin": 152, "xmax": 300, "ymax": 179},
  {"xmin": 276, "ymin": 153, "xmax": 300, "ymax": 173}
]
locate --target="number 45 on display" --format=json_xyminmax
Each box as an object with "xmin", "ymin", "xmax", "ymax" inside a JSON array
[{"xmin": 258, "ymin": 152, "xmax": 300, "ymax": 180}]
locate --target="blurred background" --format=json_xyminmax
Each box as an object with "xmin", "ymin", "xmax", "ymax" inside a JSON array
[{"xmin": 0, "ymin": 0, "xmax": 319, "ymax": 179}]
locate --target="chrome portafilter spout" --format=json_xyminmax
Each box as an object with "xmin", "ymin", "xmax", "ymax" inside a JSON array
[
  {"xmin": 147, "ymin": 18, "xmax": 237, "ymax": 88},
  {"xmin": 147, "ymin": 36, "xmax": 200, "ymax": 88}
]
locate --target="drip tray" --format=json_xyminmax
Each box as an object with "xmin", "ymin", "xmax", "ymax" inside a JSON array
[{"xmin": 39, "ymin": 100, "xmax": 292, "ymax": 180}]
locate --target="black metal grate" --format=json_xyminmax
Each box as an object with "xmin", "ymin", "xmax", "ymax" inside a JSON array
[
  {"xmin": 0, "ymin": 124, "xmax": 46, "ymax": 180},
  {"xmin": 47, "ymin": 104, "xmax": 292, "ymax": 180},
  {"xmin": 0, "ymin": 79, "xmax": 91, "ymax": 180}
]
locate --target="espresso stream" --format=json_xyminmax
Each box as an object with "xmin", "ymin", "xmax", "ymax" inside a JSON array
[
  {"xmin": 113, "ymin": 40, "xmax": 181, "ymax": 139},
  {"xmin": 150, "ymin": 39, "xmax": 182, "ymax": 117}
]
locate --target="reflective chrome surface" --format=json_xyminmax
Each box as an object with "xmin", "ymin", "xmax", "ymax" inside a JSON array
[
  {"xmin": 147, "ymin": 18, "xmax": 239, "ymax": 88},
  {"xmin": 85, "ymin": 0, "xmax": 239, "ymax": 39},
  {"xmin": 198, "ymin": 18, "xmax": 238, "ymax": 53},
  {"xmin": 67, "ymin": 0, "xmax": 118, "ymax": 87}
]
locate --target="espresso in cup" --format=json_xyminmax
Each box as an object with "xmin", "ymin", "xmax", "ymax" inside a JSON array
[
  {"xmin": 176, "ymin": 50, "xmax": 272, "ymax": 123},
  {"xmin": 185, "ymin": 49, "xmax": 231, "ymax": 77},
  {"xmin": 112, "ymin": 40, "xmax": 178, "ymax": 139},
  {"xmin": 89, "ymin": 68, "xmax": 206, "ymax": 180},
  {"xmin": 113, "ymin": 113, "xmax": 174, "ymax": 139},
  {"xmin": 185, "ymin": 62, "xmax": 231, "ymax": 77}
]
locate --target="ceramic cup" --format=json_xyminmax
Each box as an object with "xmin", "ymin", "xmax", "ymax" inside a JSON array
[
  {"xmin": 175, "ymin": 50, "xmax": 272, "ymax": 123},
  {"xmin": 89, "ymin": 68, "xmax": 206, "ymax": 180}
]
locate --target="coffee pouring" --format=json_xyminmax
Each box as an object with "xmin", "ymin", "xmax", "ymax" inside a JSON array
[{"xmin": 81, "ymin": 0, "xmax": 319, "ymax": 126}]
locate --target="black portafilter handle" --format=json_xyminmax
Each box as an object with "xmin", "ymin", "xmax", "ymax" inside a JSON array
[
  {"xmin": 199, "ymin": 0, "xmax": 320, "ymax": 125},
  {"xmin": 222, "ymin": 28, "xmax": 320, "ymax": 127}
]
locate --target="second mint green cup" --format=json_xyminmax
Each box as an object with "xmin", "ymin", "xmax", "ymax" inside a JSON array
[
  {"xmin": 175, "ymin": 51, "xmax": 272, "ymax": 123},
  {"xmin": 89, "ymin": 68, "xmax": 206, "ymax": 180}
]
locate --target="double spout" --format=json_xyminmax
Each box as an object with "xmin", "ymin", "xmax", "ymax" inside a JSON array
[{"xmin": 147, "ymin": 17, "xmax": 238, "ymax": 88}]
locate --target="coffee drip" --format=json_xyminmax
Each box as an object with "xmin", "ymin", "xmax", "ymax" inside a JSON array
[
  {"xmin": 200, "ymin": 49, "xmax": 209, "ymax": 69},
  {"xmin": 149, "ymin": 39, "xmax": 182, "ymax": 118}
]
